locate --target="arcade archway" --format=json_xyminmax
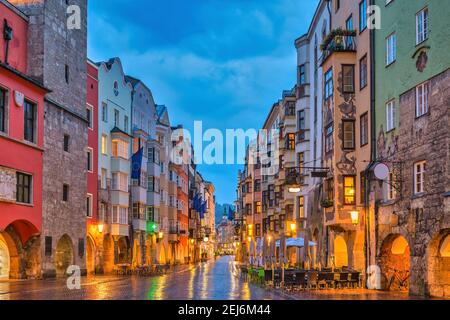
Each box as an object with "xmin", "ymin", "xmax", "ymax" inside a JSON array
[
  {"xmin": 334, "ymin": 235, "xmax": 348, "ymax": 268},
  {"xmin": 428, "ymin": 229, "xmax": 450, "ymax": 297},
  {"xmin": 86, "ymin": 236, "xmax": 96, "ymax": 274},
  {"xmin": 380, "ymin": 234, "xmax": 410, "ymax": 292},
  {"xmin": 55, "ymin": 235, "xmax": 74, "ymax": 277},
  {"xmin": 0, "ymin": 234, "xmax": 11, "ymax": 279},
  {"xmin": 103, "ymin": 235, "xmax": 114, "ymax": 273}
]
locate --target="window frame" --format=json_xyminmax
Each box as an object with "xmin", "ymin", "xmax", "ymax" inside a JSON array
[
  {"xmin": 386, "ymin": 99, "xmax": 396, "ymax": 132},
  {"xmin": 343, "ymin": 175, "xmax": 356, "ymax": 206},
  {"xmin": 359, "ymin": 0, "xmax": 367, "ymax": 33},
  {"xmin": 16, "ymin": 172, "xmax": 32, "ymax": 205},
  {"xmin": 342, "ymin": 120, "xmax": 356, "ymax": 150},
  {"xmin": 359, "ymin": 54, "xmax": 368, "ymax": 90},
  {"xmin": 24, "ymin": 99, "xmax": 37, "ymax": 143},
  {"xmin": 325, "ymin": 123, "xmax": 334, "ymax": 154},
  {"xmin": 63, "ymin": 184, "xmax": 69, "ymax": 202},
  {"xmin": 87, "ymin": 147, "xmax": 93, "ymax": 173},
  {"xmin": 324, "ymin": 68, "xmax": 333, "ymax": 100},
  {"xmin": 342, "ymin": 64, "xmax": 355, "ymax": 94},
  {"xmin": 414, "ymin": 161, "xmax": 426, "ymax": 195},
  {"xmin": 386, "ymin": 33, "xmax": 397, "ymax": 66},
  {"xmin": 0, "ymin": 87, "xmax": 7, "ymax": 134},
  {"xmin": 101, "ymin": 102, "xmax": 108, "ymax": 123},
  {"xmin": 415, "ymin": 81, "xmax": 430, "ymax": 118},
  {"xmin": 86, "ymin": 193, "xmax": 93, "ymax": 218},
  {"xmin": 86, "ymin": 103, "xmax": 94, "ymax": 130},
  {"xmin": 360, "ymin": 112, "xmax": 369, "ymax": 147},
  {"xmin": 416, "ymin": 7, "xmax": 429, "ymax": 45}
]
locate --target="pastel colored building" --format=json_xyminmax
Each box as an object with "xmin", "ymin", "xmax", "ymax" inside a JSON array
[
  {"xmin": 85, "ymin": 60, "xmax": 99, "ymax": 274},
  {"xmin": 0, "ymin": 0, "xmax": 48, "ymax": 279},
  {"xmin": 97, "ymin": 58, "xmax": 133, "ymax": 273}
]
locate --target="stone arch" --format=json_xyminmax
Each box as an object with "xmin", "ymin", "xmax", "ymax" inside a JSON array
[
  {"xmin": 117, "ymin": 236, "xmax": 130, "ymax": 264},
  {"xmin": 427, "ymin": 229, "xmax": 450, "ymax": 298},
  {"xmin": 0, "ymin": 228, "xmax": 22, "ymax": 279},
  {"xmin": 55, "ymin": 234, "xmax": 74, "ymax": 277},
  {"xmin": 333, "ymin": 235, "xmax": 349, "ymax": 268},
  {"xmin": 86, "ymin": 235, "xmax": 96, "ymax": 275},
  {"xmin": 0, "ymin": 234, "xmax": 11, "ymax": 279},
  {"xmin": 379, "ymin": 234, "xmax": 410, "ymax": 292},
  {"xmin": 103, "ymin": 234, "xmax": 114, "ymax": 273},
  {"xmin": 159, "ymin": 243, "xmax": 167, "ymax": 265}
]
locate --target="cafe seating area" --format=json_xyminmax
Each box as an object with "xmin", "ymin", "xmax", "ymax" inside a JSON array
[{"xmin": 241, "ymin": 266, "xmax": 362, "ymax": 291}]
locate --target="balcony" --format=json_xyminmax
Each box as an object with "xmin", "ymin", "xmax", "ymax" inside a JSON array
[
  {"xmin": 132, "ymin": 218, "xmax": 147, "ymax": 232},
  {"xmin": 111, "ymin": 190, "xmax": 129, "ymax": 207},
  {"xmin": 131, "ymin": 185, "xmax": 146, "ymax": 204},
  {"xmin": 111, "ymin": 157, "xmax": 130, "ymax": 174},
  {"xmin": 110, "ymin": 223, "xmax": 129, "ymax": 237},
  {"xmin": 147, "ymin": 161, "xmax": 161, "ymax": 177},
  {"xmin": 147, "ymin": 191, "xmax": 161, "ymax": 207},
  {"xmin": 320, "ymin": 29, "xmax": 357, "ymax": 66}
]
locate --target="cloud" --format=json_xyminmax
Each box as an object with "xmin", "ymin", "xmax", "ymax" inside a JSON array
[{"xmin": 88, "ymin": 0, "xmax": 319, "ymax": 203}]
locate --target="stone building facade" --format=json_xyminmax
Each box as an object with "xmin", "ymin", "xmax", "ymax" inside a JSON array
[{"xmin": 10, "ymin": 0, "xmax": 89, "ymax": 278}]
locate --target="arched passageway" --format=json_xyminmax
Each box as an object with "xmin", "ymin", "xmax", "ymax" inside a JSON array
[
  {"xmin": 117, "ymin": 237, "xmax": 130, "ymax": 264},
  {"xmin": 103, "ymin": 235, "xmax": 114, "ymax": 273},
  {"xmin": 0, "ymin": 234, "xmax": 11, "ymax": 279},
  {"xmin": 428, "ymin": 229, "xmax": 450, "ymax": 298},
  {"xmin": 380, "ymin": 234, "xmax": 410, "ymax": 292},
  {"xmin": 333, "ymin": 235, "xmax": 348, "ymax": 268},
  {"xmin": 55, "ymin": 235, "xmax": 74, "ymax": 277},
  {"xmin": 86, "ymin": 236, "xmax": 96, "ymax": 274}
]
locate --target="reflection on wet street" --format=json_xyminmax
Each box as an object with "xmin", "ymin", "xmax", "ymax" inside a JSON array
[{"xmin": 0, "ymin": 256, "xmax": 285, "ymax": 300}]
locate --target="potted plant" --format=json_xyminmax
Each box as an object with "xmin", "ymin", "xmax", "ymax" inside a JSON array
[{"xmin": 320, "ymin": 199, "xmax": 334, "ymax": 208}]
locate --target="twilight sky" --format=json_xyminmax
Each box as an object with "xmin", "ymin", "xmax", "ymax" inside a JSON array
[{"xmin": 88, "ymin": 0, "xmax": 319, "ymax": 205}]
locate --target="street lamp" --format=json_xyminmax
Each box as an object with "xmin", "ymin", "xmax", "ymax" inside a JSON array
[
  {"xmin": 204, "ymin": 236, "xmax": 209, "ymax": 243},
  {"xmin": 290, "ymin": 223, "xmax": 297, "ymax": 233},
  {"xmin": 158, "ymin": 232, "xmax": 164, "ymax": 239},
  {"xmin": 97, "ymin": 223, "xmax": 104, "ymax": 233},
  {"xmin": 350, "ymin": 211, "xmax": 359, "ymax": 226}
]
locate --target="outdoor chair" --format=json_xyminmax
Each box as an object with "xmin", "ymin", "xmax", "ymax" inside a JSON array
[
  {"xmin": 318, "ymin": 272, "xmax": 328, "ymax": 289},
  {"xmin": 325, "ymin": 272, "xmax": 335, "ymax": 289},
  {"xmin": 307, "ymin": 271, "xmax": 319, "ymax": 289},
  {"xmin": 349, "ymin": 272, "xmax": 361, "ymax": 288},
  {"xmin": 294, "ymin": 272, "xmax": 307, "ymax": 291},
  {"xmin": 283, "ymin": 273, "xmax": 296, "ymax": 291},
  {"xmin": 335, "ymin": 272, "xmax": 349, "ymax": 289}
]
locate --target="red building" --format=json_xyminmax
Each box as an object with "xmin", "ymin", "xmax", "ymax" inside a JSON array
[
  {"xmin": 0, "ymin": 0, "xmax": 49, "ymax": 279},
  {"xmin": 85, "ymin": 60, "xmax": 99, "ymax": 274}
]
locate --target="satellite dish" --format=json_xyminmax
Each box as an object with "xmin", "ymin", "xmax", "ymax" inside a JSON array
[{"xmin": 374, "ymin": 163, "xmax": 390, "ymax": 181}]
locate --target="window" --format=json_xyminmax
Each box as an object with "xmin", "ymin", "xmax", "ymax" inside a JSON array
[
  {"xmin": 414, "ymin": 161, "xmax": 426, "ymax": 194},
  {"xmin": 298, "ymin": 110, "xmax": 306, "ymax": 141},
  {"xmin": 360, "ymin": 55, "xmax": 368, "ymax": 89},
  {"xmin": 359, "ymin": 0, "xmax": 367, "ymax": 32},
  {"xmin": 148, "ymin": 147, "xmax": 160, "ymax": 164},
  {"xmin": 386, "ymin": 33, "xmax": 396, "ymax": 65},
  {"xmin": 114, "ymin": 109, "xmax": 119, "ymax": 127},
  {"xmin": 298, "ymin": 64, "xmax": 306, "ymax": 85},
  {"xmin": 86, "ymin": 194, "xmax": 93, "ymax": 217},
  {"xmin": 287, "ymin": 133, "xmax": 295, "ymax": 150},
  {"xmin": 112, "ymin": 139, "xmax": 129, "ymax": 159},
  {"xmin": 101, "ymin": 135, "xmax": 108, "ymax": 155},
  {"xmin": 416, "ymin": 82, "xmax": 429, "ymax": 117},
  {"xmin": 99, "ymin": 203, "xmax": 106, "ymax": 222},
  {"xmin": 346, "ymin": 15, "xmax": 354, "ymax": 47},
  {"xmin": 360, "ymin": 173, "xmax": 367, "ymax": 204},
  {"xmin": 325, "ymin": 124, "xmax": 334, "ymax": 153},
  {"xmin": 344, "ymin": 176, "xmax": 356, "ymax": 205},
  {"xmin": 0, "ymin": 88, "xmax": 6, "ymax": 133},
  {"xmin": 65, "ymin": 65, "xmax": 69, "ymax": 84},
  {"xmin": 298, "ymin": 152, "xmax": 305, "ymax": 181},
  {"xmin": 325, "ymin": 178, "xmax": 334, "ymax": 201},
  {"xmin": 255, "ymin": 201, "xmax": 262, "ymax": 214},
  {"xmin": 124, "ymin": 115, "xmax": 129, "ymax": 133},
  {"xmin": 16, "ymin": 172, "xmax": 32, "ymax": 204},
  {"xmin": 254, "ymin": 179, "xmax": 261, "ymax": 192},
  {"xmin": 255, "ymin": 224, "xmax": 261, "ymax": 237},
  {"xmin": 45, "ymin": 237, "xmax": 52, "ymax": 257},
  {"xmin": 335, "ymin": 0, "xmax": 340, "ymax": 12},
  {"xmin": 87, "ymin": 148, "xmax": 93, "ymax": 172},
  {"xmin": 299, "ymin": 196, "xmax": 305, "ymax": 219},
  {"xmin": 387, "ymin": 171, "xmax": 396, "ymax": 200},
  {"xmin": 147, "ymin": 177, "xmax": 160, "ymax": 193},
  {"xmin": 86, "ymin": 105, "xmax": 93, "ymax": 129},
  {"xmin": 360, "ymin": 113, "xmax": 369, "ymax": 146},
  {"xmin": 112, "ymin": 172, "xmax": 128, "ymax": 192},
  {"xmin": 112, "ymin": 206, "xmax": 128, "ymax": 225},
  {"xmin": 63, "ymin": 134, "xmax": 70, "ymax": 152},
  {"xmin": 416, "ymin": 8, "xmax": 429, "ymax": 45},
  {"xmin": 324, "ymin": 68, "xmax": 333, "ymax": 100},
  {"xmin": 24, "ymin": 100, "xmax": 36, "ymax": 143},
  {"xmin": 386, "ymin": 100, "xmax": 396, "ymax": 131},
  {"xmin": 102, "ymin": 102, "xmax": 108, "ymax": 122},
  {"xmin": 101, "ymin": 168, "xmax": 107, "ymax": 189},
  {"xmin": 63, "ymin": 184, "xmax": 69, "ymax": 202},
  {"xmin": 342, "ymin": 65, "xmax": 355, "ymax": 93},
  {"xmin": 343, "ymin": 120, "xmax": 355, "ymax": 150}
]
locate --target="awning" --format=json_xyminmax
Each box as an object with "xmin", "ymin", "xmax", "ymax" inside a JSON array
[{"xmin": 275, "ymin": 238, "xmax": 317, "ymax": 248}]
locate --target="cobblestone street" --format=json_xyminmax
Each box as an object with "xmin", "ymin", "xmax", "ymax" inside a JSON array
[{"xmin": 0, "ymin": 256, "xmax": 428, "ymax": 300}]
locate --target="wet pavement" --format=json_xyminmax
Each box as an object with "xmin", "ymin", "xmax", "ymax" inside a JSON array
[{"xmin": 0, "ymin": 256, "xmax": 422, "ymax": 300}]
